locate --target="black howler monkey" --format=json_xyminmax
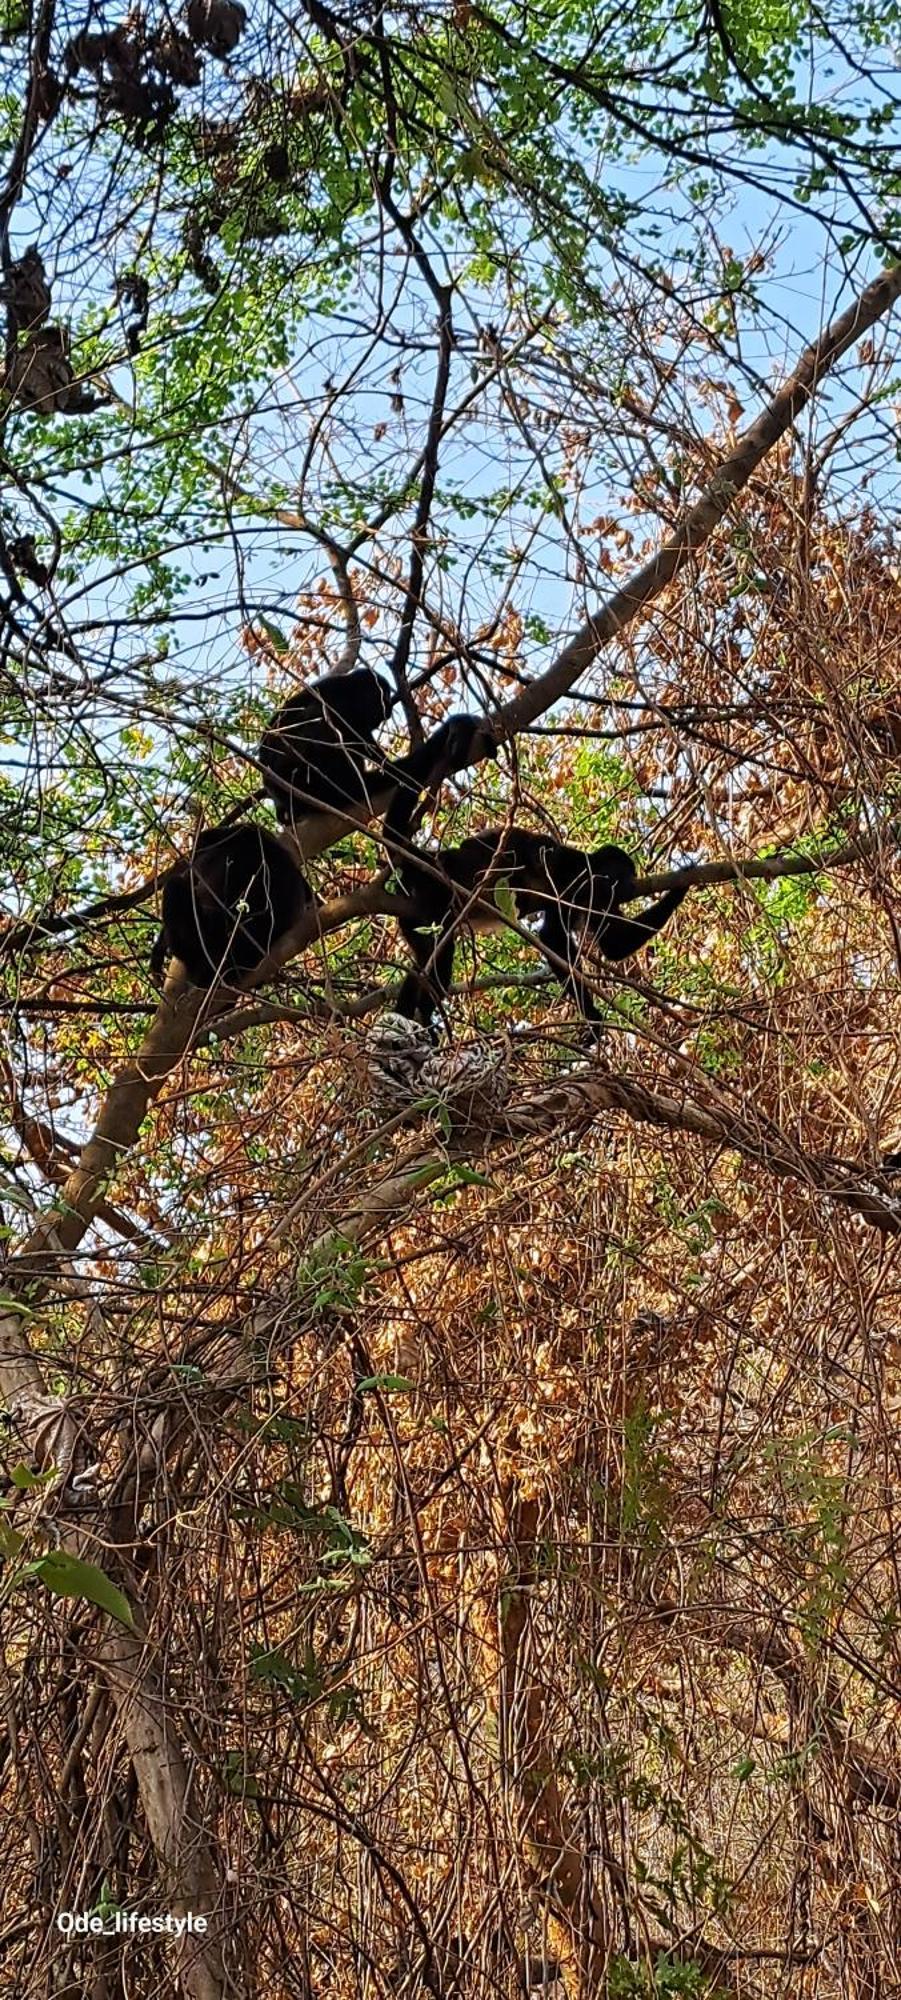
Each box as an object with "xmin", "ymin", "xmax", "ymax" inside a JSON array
[
  {"xmin": 259, "ymin": 666, "xmax": 394, "ymax": 825},
  {"xmin": 150, "ymin": 823, "xmax": 309, "ymax": 988},
  {"xmin": 384, "ymin": 771, "xmax": 687, "ymax": 1024}
]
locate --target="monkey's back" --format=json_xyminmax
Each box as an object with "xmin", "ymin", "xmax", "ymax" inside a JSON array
[{"xmin": 161, "ymin": 825, "xmax": 308, "ymax": 985}]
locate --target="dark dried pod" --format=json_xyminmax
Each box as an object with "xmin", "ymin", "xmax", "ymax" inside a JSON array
[
  {"xmin": 184, "ymin": 217, "xmax": 222, "ymax": 295},
  {"xmin": 117, "ymin": 270, "xmax": 150, "ymax": 317},
  {"xmin": 8, "ymin": 535, "xmax": 52, "ymax": 587},
  {"xmin": 4, "ymin": 326, "xmax": 99, "ymax": 415},
  {"xmin": 262, "ymin": 140, "xmax": 290, "ymax": 183},
  {"xmin": 152, "ymin": 26, "xmax": 203, "ymax": 83},
  {"xmin": 5, "ymin": 325, "xmax": 72, "ymax": 410},
  {"xmin": 186, "ymin": 0, "xmax": 246, "ymax": 57},
  {"xmin": 0, "ymin": 246, "xmax": 51, "ymax": 334},
  {"xmin": 116, "ymin": 270, "xmax": 150, "ymax": 353},
  {"xmin": 102, "ymin": 70, "xmax": 177, "ymax": 141},
  {"xmin": 64, "ymin": 29, "xmax": 108, "ymax": 74},
  {"xmin": 33, "ymin": 66, "xmax": 62, "ymax": 119}
]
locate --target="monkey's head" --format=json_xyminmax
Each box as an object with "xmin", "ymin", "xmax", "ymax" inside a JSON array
[
  {"xmin": 588, "ymin": 844, "xmax": 638, "ymax": 897},
  {"xmin": 308, "ymin": 666, "xmax": 394, "ymax": 735},
  {"xmin": 340, "ymin": 667, "xmax": 393, "ymax": 732},
  {"xmin": 441, "ymin": 710, "xmax": 499, "ymax": 771}
]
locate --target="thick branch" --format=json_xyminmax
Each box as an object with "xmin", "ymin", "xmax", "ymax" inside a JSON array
[
  {"xmin": 497, "ymin": 1493, "xmax": 610, "ymax": 1993},
  {"xmin": 288, "ymin": 1066, "xmax": 901, "ymax": 1297},
  {"xmin": 495, "ymin": 258, "xmax": 901, "ymax": 734},
  {"xmin": 630, "ymin": 826, "xmax": 894, "ymax": 898},
  {"xmin": 490, "ymin": 1068, "xmax": 901, "ymax": 1234},
  {"xmin": 98, "ymin": 1629, "xmax": 228, "ymax": 2000},
  {"xmin": 648, "ymin": 1596, "xmax": 901, "ymax": 1812}
]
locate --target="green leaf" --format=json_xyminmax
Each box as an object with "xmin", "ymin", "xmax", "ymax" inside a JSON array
[
  {"xmin": 446, "ymin": 1165, "xmax": 492, "ymax": 1187},
  {"xmin": 0, "ymin": 0, "xmax": 28, "ymax": 37},
  {"xmin": 0, "ymin": 1518, "xmax": 24, "ymax": 1559},
  {"xmin": 355, "ymin": 1372, "xmax": 415, "ymax": 1393},
  {"xmin": 223, "ymin": 1748, "xmax": 260, "ymax": 1797},
  {"xmin": 9, "ymin": 1462, "xmax": 54, "ymax": 1490},
  {"xmin": 257, "ymin": 616, "xmax": 290, "ymax": 653},
  {"xmin": 29, "ymin": 1553, "xmax": 136, "ymax": 1630},
  {"xmin": 250, "ymin": 1644, "xmax": 303, "ymax": 1690}
]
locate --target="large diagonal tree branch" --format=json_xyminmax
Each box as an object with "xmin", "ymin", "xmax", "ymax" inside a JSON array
[
  {"xmin": 494, "ymin": 258, "xmax": 901, "ymax": 732},
  {"xmin": 187, "ymin": 252, "xmax": 901, "ymax": 856},
  {"xmin": 289, "ymin": 1068, "xmax": 901, "ymax": 1289},
  {"xmin": 492, "ymin": 1490, "xmax": 611, "ymax": 1996}
]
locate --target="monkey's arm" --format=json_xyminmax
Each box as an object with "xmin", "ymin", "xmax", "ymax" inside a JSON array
[
  {"xmin": 394, "ymin": 925, "xmax": 458, "ymax": 1025},
  {"xmin": 149, "ymin": 928, "xmax": 169, "ymax": 987},
  {"xmin": 382, "ymin": 714, "xmax": 494, "ymax": 848},
  {"xmin": 595, "ymin": 885, "xmax": 688, "ymax": 962},
  {"xmin": 537, "ymin": 907, "xmax": 602, "ymax": 1022}
]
